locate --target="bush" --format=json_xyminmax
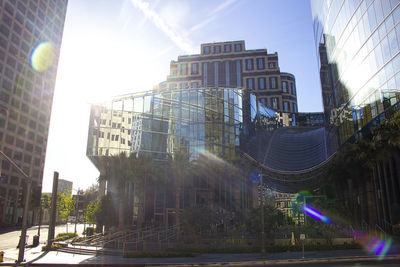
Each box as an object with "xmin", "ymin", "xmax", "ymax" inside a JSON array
[
  {"xmin": 123, "ymin": 251, "xmax": 196, "ymax": 258},
  {"xmin": 54, "ymin": 232, "xmax": 77, "ymax": 241},
  {"xmin": 72, "ymin": 236, "xmax": 86, "ymax": 243},
  {"xmin": 165, "ymin": 242, "xmax": 362, "ymax": 254}
]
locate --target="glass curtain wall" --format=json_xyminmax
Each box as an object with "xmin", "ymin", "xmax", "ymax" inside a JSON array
[
  {"xmin": 311, "ymin": 0, "xmax": 400, "ymax": 151},
  {"xmin": 87, "ymin": 87, "xmax": 244, "ymax": 161}
]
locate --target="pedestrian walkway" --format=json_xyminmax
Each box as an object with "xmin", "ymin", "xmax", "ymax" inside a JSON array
[{"xmin": 1, "ymin": 246, "xmax": 400, "ymax": 265}]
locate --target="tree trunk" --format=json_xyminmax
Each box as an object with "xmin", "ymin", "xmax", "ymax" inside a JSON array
[
  {"xmin": 175, "ymin": 168, "xmax": 182, "ymax": 240},
  {"xmin": 118, "ymin": 180, "xmax": 125, "ymax": 230}
]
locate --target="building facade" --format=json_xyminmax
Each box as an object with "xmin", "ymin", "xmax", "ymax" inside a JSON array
[
  {"xmin": 311, "ymin": 0, "xmax": 400, "ymax": 150},
  {"xmin": 311, "ymin": 0, "xmax": 400, "ymax": 231},
  {"xmin": 166, "ymin": 41, "xmax": 298, "ymax": 114},
  {"xmin": 87, "ymin": 87, "xmax": 261, "ymax": 226},
  {"xmin": 0, "ymin": 0, "xmax": 68, "ymax": 225}
]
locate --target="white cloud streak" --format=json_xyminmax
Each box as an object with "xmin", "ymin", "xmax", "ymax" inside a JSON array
[
  {"xmin": 130, "ymin": 0, "xmax": 197, "ymax": 54},
  {"xmin": 187, "ymin": 0, "xmax": 238, "ymax": 35}
]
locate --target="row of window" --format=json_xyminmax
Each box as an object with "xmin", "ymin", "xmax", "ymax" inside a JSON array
[
  {"xmin": 245, "ymin": 58, "xmax": 277, "ymax": 70},
  {"xmin": 259, "ymin": 97, "xmax": 297, "ymax": 112},
  {"xmin": 203, "ymin": 43, "xmax": 243, "ymax": 54},
  {"xmin": 246, "ymin": 77, "xmax": 296, "ymax": 93},
  {"xmin": 174, "ymin": 60, "xmax": 278, "ymax": 76}
]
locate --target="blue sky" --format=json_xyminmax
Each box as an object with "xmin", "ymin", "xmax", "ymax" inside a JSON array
[{"xmin": 42, "ymin": 0, "xmax": 322, "ymax": 192}]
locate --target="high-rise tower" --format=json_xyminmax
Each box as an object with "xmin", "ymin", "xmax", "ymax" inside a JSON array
[{"xmin": 0, "ymin": 0, "xmax": 68, "ymax": 225}]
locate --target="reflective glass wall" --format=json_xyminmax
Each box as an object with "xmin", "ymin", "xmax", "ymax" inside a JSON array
[
  {"xmin": 311, "ymin": 0, "xmax": 400, "ymax": 150},
  {"xmin": 87, "ymin": 87, "xmax": 245, "ymax": 162}
]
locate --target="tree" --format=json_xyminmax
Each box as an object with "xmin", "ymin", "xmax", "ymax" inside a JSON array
[
  {"xmin": 168, "ymin": 150, "xmax": 191, "ymax": 239},
  {"xmin": 246, "ymin": 198, "xmax": 288, "ymax": 238},
  {"xmin": 57, "ymin": 189, "xmax": 74, "ymax": 232},
  {"xmin": 85, "ymin": 200, "xmax": 101, "ymax": 226}
]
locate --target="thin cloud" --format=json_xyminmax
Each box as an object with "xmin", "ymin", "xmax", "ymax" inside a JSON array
[
  {"xmin": 130, "ymin": 0, "xmax": 196, "ymax": 54},
  {"xmin": 187, "ymin": 0, "xmax": 239, "ymax": 35},
  {"xmin": 209, "ymin": 0, "xmax": 237, "ymax": 16}
]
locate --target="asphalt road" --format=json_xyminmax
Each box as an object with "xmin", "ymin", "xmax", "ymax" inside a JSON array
[{"xmin": 0, "ymin": 223, "xmax": 85, "ymax": 250}]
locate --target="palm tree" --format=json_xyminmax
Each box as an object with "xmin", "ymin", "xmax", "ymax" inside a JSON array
[
  {"xmin": 128, "ymin": 152, "xmax": 163, "ymax": 229},
  {"xmin": 168, "ymin": 149, "xmax": 191, "ymax": 240},
  {"xmin": 97, "ymin": 152, "xmax": 131, "ymax": 230}
]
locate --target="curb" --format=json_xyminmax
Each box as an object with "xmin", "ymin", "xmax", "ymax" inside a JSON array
[{"xmin": 147, "ymin": 254, "xmax": 400, "ymax": 266}]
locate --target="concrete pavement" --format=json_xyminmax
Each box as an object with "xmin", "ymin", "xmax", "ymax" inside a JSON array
[
  {"xmin": 0, "ymin": 223, "xmax": 85, "ymax": 250},
  {"xmin": 1, "ymin": 245, "xmax": 400, "ymax": 265}
]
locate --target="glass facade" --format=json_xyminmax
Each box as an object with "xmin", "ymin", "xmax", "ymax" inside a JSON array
[
  {"xmin": 311, "ymin": 0, "xmax": 400, "ymax": 151},
  {"xmin": 87, "ymin": 87, "xmax": 246, "ymax": 162}
]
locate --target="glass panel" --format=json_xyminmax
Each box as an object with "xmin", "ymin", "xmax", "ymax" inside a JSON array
[{"xmin": 134, "ymin": 97, "xmax": 143, "ymax": 113}]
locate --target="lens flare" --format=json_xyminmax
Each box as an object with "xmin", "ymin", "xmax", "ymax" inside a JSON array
[
  {"xmin": 355, "ymin": 232, "xmax": 392, "ymax": 261},
  {"xmin": 302, "ymin": 205, "xmax": 330, "ymax": 224},
  {"xmin": 249, "ymin": 169, "xmax": 262, "ymax": 183},
  {"xmin": 30, "ymin": 42, "xmax": 55, "ymax": 72}
]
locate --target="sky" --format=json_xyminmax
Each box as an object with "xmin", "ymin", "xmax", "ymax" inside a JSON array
[{"xmin": 42, "ymin": 0, "xmax": 323, "ymax": 193}]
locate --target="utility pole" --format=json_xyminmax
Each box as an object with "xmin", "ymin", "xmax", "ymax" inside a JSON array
[
  {"xmin": 260, "ymin": 173, "xmax": 266, "ymax": 259},
  {"xmin": 47, "ymin": 172, "xmax": 59, "ymax": 248},
  {"xmin": 74, "ymin": 189, "xmax": 80, "ymax": 234}
]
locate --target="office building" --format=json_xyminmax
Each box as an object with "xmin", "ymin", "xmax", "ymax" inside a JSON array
[
  {"xmin": 57, "ymin": 179, "xmax": 72, "ymax": 196},
  {"xmin": 311, "ymin": 0, "xmax": 400, "ymax": 231},
  {"xmin": 166, "ymin": 41, "xmax": 298, "ymax": 114},
  {"xmin": 0, "ymin": 0, "xmax": 68, "ymax": 225}
]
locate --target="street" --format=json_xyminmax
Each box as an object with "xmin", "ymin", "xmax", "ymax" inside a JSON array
[{"xmin": 0, "ymin": 223, "xmax": 85, "ymax": 250}]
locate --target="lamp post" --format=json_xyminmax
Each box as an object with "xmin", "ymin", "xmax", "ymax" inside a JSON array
[
  {"xmin": 0, "ymin": 150, "xmax": 31, "ymax": 263},
  {"xmin": 260, "ymin": 173, "xmax": 266, "ymax": 259}
]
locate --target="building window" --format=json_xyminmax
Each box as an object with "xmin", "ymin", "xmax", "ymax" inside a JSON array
[
  {"xmin": 291, "ymin": 83, "xmax": 296, "ymax": 95},
  {"xmin": 236, "ymin": 60, "xmax": 241, "ymax": 87},
  {"xmin": 257, "ymin": 58, "xmax": 265, "ymax": 69},
  {"xmin": 246, "ymin": 78, "xmax": 254, "ymax": 90},
  {"xmin": 204, "ymin": 46, "xmax": 211, "ymax": 54},
  {"xmin": 283, "ymin": 102, "xmax": 289, "ymax": 112},
  {"xmin": 234, "ymin": 43, "xmax": 242, "ymax": 52},
  {"xmin": 271, "ymin": 98, "xmax": 279, "ymax": 110},
  {"xmin": 258, "ymin": 78, "xmax": 266, "ymax": 89},
  {"xmin": 225, "ymin": 61, "xmax": 230, "ymax": 86},
  {"xmin": 179, "ymin": 63, "xmax": 187, "ymax": 75},
  {"xmin": 191, "ymin": 82, "xmax": 198, "ymax": 88},
  {"xmin": 203, "ymin": 63, "xmax": 207, "ymax": 87},
  {"xmin": 180, "ymin": 83, "xmax": 187, "ymax": 89},
  {"xmin": 270, "ymin": 77, "xmax": 277, "ymax": 89},
  {"xmin": 224, "ymin": 44, "xmax": 231, "ymax": 52},
  {"xmin": 191, "ymin": 63, "xmax": 198, "ymax": 74},
  {"xmin": 269, "ymin": 62, "xmax": 275, "ymax": 68},
  {"xmin": 214, "ymin": 62, "xmax": 219, "ymax": 87},
  {"xmin": 282, "ymin": 81, "xmax": 288, "ymax": 93},
  {"xmin": 214, "ymin": 45, "xmax": 221, "ymax": 53},
  {"xmin": 246, "ymin": 59, "xmax": 253, "ymax": 70},
  {"xmin": 292, "ymin": 103, "xmax": 297, "ymax": 113}
]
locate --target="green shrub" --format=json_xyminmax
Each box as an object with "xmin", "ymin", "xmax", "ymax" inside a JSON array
[
  {"xmin": 54, "ymin": 232, "xmax": 77, "ymax": 241},
  {"xmin": 123, "ymin": 251, "xmax": 196, "ymax": 258},
  {"xmin": 165, "ymin": 242, "xmax": 362, "ymax": 254}
]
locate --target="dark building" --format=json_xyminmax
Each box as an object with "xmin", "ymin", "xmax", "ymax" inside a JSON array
[
  {"xmin": 166, "ymin": 41, "xmax": 298, "ymax": 114},
  {"xmin": 0, "ymin": 0, "xmax": 68, "ymax": 225}
]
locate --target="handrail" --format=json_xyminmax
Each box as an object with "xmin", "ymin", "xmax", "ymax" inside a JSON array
[{"xmin": 375, "ymin": 224, "xmax": 387, "ymax": 240}]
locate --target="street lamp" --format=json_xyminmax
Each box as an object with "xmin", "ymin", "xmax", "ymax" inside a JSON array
[{"xmin": 0, "ymin": 150, "xmax": 31, "ymax": 263}]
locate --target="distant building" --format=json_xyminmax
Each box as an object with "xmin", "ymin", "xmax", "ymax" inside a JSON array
[
  {"xmin": 0, "ymin": 0, "xmax": 68, "ymax": 225},
  {"xmin": 166, "ymin": 41, "xmax": 298, "ymax": 114},
  {"xmin": 57, "ymin": 179, "xmax": 72, "ymax": 195}
]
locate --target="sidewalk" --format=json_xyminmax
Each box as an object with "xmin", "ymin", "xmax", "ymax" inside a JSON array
[{"xmin": 1, "ymin": 246, "xmax": 400, "ymax": 266}]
